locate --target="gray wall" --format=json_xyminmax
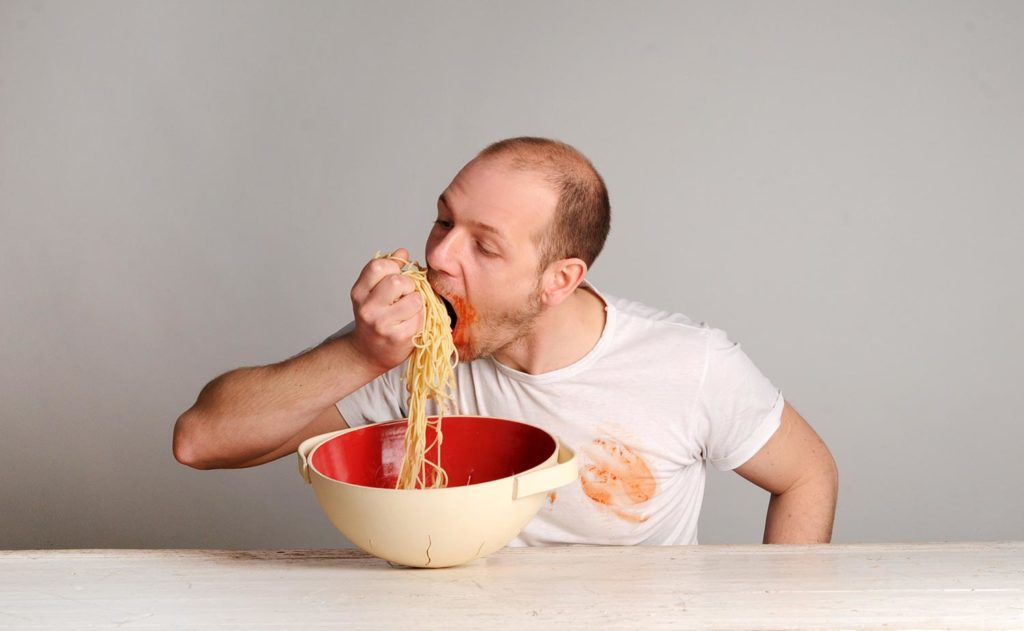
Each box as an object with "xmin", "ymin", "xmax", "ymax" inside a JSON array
[{"xmin": 2, "ymin": 1, "xmax": 1021, "ymax": 549}]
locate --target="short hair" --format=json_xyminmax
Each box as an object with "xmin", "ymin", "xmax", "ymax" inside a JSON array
[{"xmin": 477, "ymin": 137, "xmax": 611, "ymax": 270}]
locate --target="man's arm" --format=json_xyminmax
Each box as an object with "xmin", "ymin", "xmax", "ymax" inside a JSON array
[
  {"xmin": 733, "ymin": 401, "xmax": 838, "ymax": 544},
  {"xmin": 173, "ymin": 336, "xmax": 372, "ymax": 469},
  {"xmin": 172, "ymin": 249, "xmax": 424, "ymax": 470}
]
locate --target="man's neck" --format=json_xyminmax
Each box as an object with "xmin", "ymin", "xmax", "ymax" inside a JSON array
[{"xmin": 492, "ymin": 285, "xmax": 607, "ymax": 375}]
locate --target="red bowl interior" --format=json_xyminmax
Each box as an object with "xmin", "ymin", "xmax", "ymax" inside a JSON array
[{"xmin": 310, "ymin": 416, "xmax": 555, "ymax": 489}]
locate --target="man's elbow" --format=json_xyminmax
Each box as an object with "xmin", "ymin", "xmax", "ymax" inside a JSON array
[
  {"xmin": 823, "ymin": 449, "xmax": 839, "ymax": 499},
  {"xmin": 818, "ymin": 452, "xmax": 839, "ymax": 542},
  {"xmin": 787, "ymin": 448, "xmax": 839, "ymax": 507},
  {"xmin": 172, "ymin": 409, "xmax": 216, "ymax": 470},
  {"xmin": 800, "ymin": 447, "xmax": 839, "ymax": 504}
]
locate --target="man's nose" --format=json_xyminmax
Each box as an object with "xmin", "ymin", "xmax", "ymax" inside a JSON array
[{"xmin": 426, "ymin": 228, "xmax": 462, "ymax": 277}]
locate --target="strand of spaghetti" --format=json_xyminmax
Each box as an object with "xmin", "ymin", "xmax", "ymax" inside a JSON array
[{"xmin": 374, "ymin": 251, "xmax": 458, "ymax": 489}]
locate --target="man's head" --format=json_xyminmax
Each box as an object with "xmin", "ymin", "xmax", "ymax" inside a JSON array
[
  {"xmin": 476, "ymin": 137, "xmax": 611, "ymax": 271},
  {"xmin": 426, "ymin": 137, "xmax": 611, "ymax": 361}
]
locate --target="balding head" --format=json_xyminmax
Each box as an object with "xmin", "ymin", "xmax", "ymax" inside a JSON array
[{"xmin": 475, "ymin": 137, "xmax": 611, "ymax": 271}]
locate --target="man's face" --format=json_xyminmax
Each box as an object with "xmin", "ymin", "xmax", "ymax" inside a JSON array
[{"xmin": 426, "ymin": 157, "xmax": 558, "ymax": 361}]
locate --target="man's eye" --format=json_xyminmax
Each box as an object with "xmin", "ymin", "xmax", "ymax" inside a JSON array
[
  {"xmin": 477, "ymin": 242, "xmax": 497, "ymax": 257},
  {"xmin": 434, "ymin": 219, "xmax": 453, "ymax": 230}
]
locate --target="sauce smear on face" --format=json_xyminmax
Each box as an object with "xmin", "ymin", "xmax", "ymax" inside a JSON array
[{"xmin": 445, "ymin": 294, "xmax": 478, "ymax": 356}]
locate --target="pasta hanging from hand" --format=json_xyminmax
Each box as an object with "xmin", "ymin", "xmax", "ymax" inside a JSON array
[{"xmin": 374, "ymin": 251, "xmax": 458, "ymax": 489}]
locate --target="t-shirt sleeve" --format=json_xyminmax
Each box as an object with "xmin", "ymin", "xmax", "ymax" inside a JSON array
[
  {"xmin": 335, "ymin": 362, "xmax": 408, "ymax": 427},
  {"xmin": 320, "ymin": 321, "xmax": 407, "ymax": 427},
  {"xmin": 695, "ymin": 327, "xmax": 785, "ymax": 471}
]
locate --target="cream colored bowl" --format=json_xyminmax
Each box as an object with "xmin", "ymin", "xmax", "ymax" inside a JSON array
[{"xmin": 297, "ymin": 416, "xmax": 577, "ymax": 568}]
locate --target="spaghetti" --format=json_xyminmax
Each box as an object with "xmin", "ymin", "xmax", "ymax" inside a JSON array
[{"xmin": 374, "ymin": 251, "xmax": 458, "ymax": 489}]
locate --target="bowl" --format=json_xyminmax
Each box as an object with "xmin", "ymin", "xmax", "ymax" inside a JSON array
[{"xmin": 297, "ymin": 415, "xmax": 577, "ymax": 568}]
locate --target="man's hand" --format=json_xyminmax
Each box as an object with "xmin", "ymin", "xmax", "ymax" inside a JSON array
[
  {"xmin": 348, "ymin": 247, "xmax": 424, "ymax": 373},
  {"xmin": 734, "ymin": 401, "xmax": 839, "ymax": 544}
]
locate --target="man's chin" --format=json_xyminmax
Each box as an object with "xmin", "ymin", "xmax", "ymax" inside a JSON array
[{"xmin": 453, "ymin": 337, "xmax": 479, "ymax": 363}]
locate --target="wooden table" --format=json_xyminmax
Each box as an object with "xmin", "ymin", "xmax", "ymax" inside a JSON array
[{"xmin": 2, "ymin": 543, "xmax": 1022, "ymax": 629}]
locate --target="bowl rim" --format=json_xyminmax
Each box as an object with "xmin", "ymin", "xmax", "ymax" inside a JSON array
[{"xmin": 306, "ymin": 415, "xmax": 560, "ymax": 493}]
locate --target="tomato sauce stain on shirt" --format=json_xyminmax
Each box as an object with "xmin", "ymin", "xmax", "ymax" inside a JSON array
[{"xmin": 580, "ymin": 437, "xmax": 656, "ymax": 523}]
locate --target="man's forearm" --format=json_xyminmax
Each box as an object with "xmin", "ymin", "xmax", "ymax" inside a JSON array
[
  {"xmin": 763, "ymin": 469, "xmax": 838, "ymax": 544},
  {"xmin": 173, "ymin": 335, "xmax": 379, "ymax": 468}
]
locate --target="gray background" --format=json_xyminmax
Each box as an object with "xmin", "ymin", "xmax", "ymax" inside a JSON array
[{"xmin": 2, "ymin": 0, "xmax": 1021, "ymax": 549}]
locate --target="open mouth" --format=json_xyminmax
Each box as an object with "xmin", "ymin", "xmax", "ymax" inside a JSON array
[{"xmin": 440, "ymin": 295, "xmax": 458, "ymax": 331}]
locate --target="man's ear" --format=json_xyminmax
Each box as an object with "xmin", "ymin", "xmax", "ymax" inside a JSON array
[{"xmin": 540, "ymin": 257, "xmax": 588, "ymax": 307}]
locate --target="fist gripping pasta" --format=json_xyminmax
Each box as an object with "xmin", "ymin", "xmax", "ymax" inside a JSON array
[{"xmin": 374, "ymin": 251, "xmax": 458, "ymax": 489}]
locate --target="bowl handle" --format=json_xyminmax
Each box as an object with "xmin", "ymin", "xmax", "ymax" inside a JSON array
[
  {"xmin": 296, "ymin": 428, "xmax": 351, "ymax": 484},
  {"xmin": 512, "ymin": 441, "xmax": 578, "ymax": 500}
]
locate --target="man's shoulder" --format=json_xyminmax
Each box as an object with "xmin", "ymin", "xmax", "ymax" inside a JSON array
[{"xmin": 602, "ymin": 292, "xmax": 707, "ymax": 333}]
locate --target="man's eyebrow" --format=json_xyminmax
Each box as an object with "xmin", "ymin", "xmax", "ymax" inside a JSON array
[{"xmin": 437, "ymin": 193, "xmax": 508, "ymax": 244}]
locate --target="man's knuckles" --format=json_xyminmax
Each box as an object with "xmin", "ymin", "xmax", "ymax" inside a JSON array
[
  {"xmin": 370, "ymin": 320, "xmax": 393, "ymax": 338},
  {"xmin": 354, "ymin": 303, "xmax": 374, "ymax": 323},
  {"xmin": 391, "ymin": 274, "xmax": 417, "ymax": 295},
  {"xmin": 368, "ymin": 258, "xmax": 401, "ymax": 280}
]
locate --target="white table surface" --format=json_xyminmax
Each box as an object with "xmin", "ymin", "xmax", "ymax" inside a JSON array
[{"xmin": 2, "ymin": 542, "xmax": 1022, "ymax": 630}]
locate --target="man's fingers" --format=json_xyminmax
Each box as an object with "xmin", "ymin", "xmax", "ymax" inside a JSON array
[
  {"xmin": 390, "ymin": 305, "xmax": 424, "ymax": 343},
  {"xmin": 350, "ymin": 254, "xmax": 405, "ymax": 305},
  {"xmin": 363, "ymin": 293, "xmax": 422, "ymax": 345},
  {"xmin": 390, "ymin": 291, "xmax": 424, "ymax": 325},
  {"xmin": 366, "ymin": 273, "xmax": 417, "ymax": 310},
  {"xmin": 354, "ymin": 273, "xmax": 422, "ymax": 333},
  {"xmin": 391, "ymin": 247, "xmax": 411, "ymax": 263},
  {"xmin": 345, "ymin": 249, "xmax": 424, "ymax": 371}
]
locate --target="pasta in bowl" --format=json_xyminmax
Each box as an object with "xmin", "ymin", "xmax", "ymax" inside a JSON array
[{"xmin": 297, "ymin": 415, "xmax": 577, "ymax": 568}]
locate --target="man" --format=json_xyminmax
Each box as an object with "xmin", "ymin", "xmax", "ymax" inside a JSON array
[{"xmin": 173, "ymin": 137, "xmax": 838, "ymax": 545}]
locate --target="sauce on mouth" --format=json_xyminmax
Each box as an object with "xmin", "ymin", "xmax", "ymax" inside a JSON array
[
  {"xmin": 442, "ymin": 296, "xmax": 459, "ymax": 330},
  {"xmin": 443, "ymin": 294, "xmax": 477, "ymax": 355}
]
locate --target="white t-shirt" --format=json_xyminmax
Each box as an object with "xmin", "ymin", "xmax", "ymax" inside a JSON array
[{"xmin": 334, "ymin": 288, "xmax": 784, "ymax": 546}]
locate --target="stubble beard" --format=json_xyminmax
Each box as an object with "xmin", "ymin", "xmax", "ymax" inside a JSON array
[
  {"xmin": 428, "ymin": 271, "xmax": 545, "ymax": 362},
  {"xmin": 474, "ymin": 285, "xmax": 544, "ymax": 360}
]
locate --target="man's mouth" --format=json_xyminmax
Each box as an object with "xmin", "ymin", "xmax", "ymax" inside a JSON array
[
  {"xmin": 427, "ymin": 271, "xmax": 458, "ymax": 331},
  {"xmin": 440, "ymin": 295, "xmax": 458, "ymax": 331}
]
